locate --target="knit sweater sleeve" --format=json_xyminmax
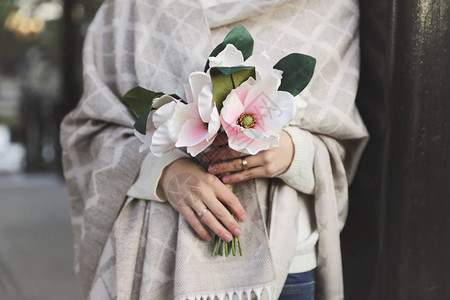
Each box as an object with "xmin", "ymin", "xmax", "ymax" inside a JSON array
[
  {"xmin": 127, "ymin": 149, "xmax": 190, "ymax": 202},
  {"xmin": 276, "ymin": 126, "xmax": 316, "ymax": 195}
]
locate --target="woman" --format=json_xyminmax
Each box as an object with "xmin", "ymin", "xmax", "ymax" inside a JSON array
[{"xmin": 60, "ymin": 0, "xmax": 368, "ymax": 299}]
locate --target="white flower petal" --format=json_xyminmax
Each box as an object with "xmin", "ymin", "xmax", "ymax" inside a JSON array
[
  {"xmin": 206, "ymin": 107, "xmax": 221, "ymax": 141},
  {"xmin": 150, "ymin": 123, "xmax": 176, "ymax": 156},
  {"xmin": 243, "ymin": 75, "xmax": 280, "ymax": 110},
  {"xmin": 227, "ymin": 129, "xmax": 274, "ymax": 155},
  {"xmin": 168, "ymin": 103, "xmax": 199, "ymax": 141},
  {"xmin": 244, "ymin": 52, "xmax": 282, "ymax": 80},
  {"xmin": 257, "ymin": 90, "xmax": 295, "ymax": 132},
  {"xmin": 187, "ymin": 72, "xmax": 211, "ymax": 104},
  {"xmin": 208, "ymin": 44, "xmax": 244, "ymax": 68},
  {"xmin": 197, "ymin": 83, "xmax": 214, "ymax": 123},
  {"xmin": 152, "ymin": 101, "xmax": 177, "ymax": 128}
]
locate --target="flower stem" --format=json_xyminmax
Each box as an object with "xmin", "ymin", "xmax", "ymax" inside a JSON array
[
  {"xmin": 211, "ymin": 235, "xmax": 220, "ymax": 256},
  {"xmin": 218, "ymin": 239, "xmax": 223, "ymax": 256},
  {"xmin": 237, "ymin": 236, "xmax": 243, "ymax": 256},
  {"xmin": 232, "ymin": 235, "xmax": 237, "ymax": 256},
  {"xmin": 225, "ymin": 241, "xmax": 229, "ymax": 257}
]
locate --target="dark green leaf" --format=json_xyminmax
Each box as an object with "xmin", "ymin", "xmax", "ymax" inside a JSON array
[
  {"xmin": 134, "ymin": 104, "xmax": 152, "ymax": 135},
  {"xmin": 274, "ymin": 53, "xmax": 316, "ymax": 96},
  {"xmin": 215, "ymin": 66, "xmax": 253, "ymax": 75},
  {"xmin": 204, "ymin": 24, "xmax": 254, "ymax": 71},
  {"xmin": 210, "ymin": 66, "xmax": 256, "ymax": 111},
  {"xmin": 122, "ymin": 86, "xmax": 164, "ymax": 116}
]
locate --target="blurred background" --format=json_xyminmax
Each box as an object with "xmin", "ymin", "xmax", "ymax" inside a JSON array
[{"xmin": 0, "ymin": 1, "xmax": 102, "ymax": 299}]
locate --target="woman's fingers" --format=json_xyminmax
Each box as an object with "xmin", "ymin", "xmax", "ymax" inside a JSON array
[
  {"xmin": 202, "ymin": 193, "xmax": 243, "ymax": 237},
  {"xmin": 221, "ymin": 166, "xmax": 268, "ymax": 184},
  {"xmin": 178, "ymin": 207, "xmax": 213, "ymax": 241},
  {"xmin": 208, "ymin": 155, "xmax": 260, "ymax": 175},
  {"xmin": 211, "ymin": 175, "xmax": 247, "ymax": 222},
  {"xmin": 191, "ymin": 200, "xmax": 234, "ymax": 242}
]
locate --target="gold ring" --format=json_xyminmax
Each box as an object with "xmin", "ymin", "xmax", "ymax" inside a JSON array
[{"xmin": 241, "ymin": 158, "xmax": 248, "ymax": 170}]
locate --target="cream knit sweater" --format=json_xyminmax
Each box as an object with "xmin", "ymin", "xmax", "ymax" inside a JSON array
[{"xmin": 127, "ymin": 126, "xmax": 317, "ymax": 273}]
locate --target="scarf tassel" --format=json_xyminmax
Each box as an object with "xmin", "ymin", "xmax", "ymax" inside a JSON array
[{"xmin": 179, "ymin": 284, "xmax": 273, "ymax": 300}]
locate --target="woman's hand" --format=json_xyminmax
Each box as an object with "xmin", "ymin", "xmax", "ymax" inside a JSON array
[
  {"xmin": 159, "ymin": 158, "xmax": 247, "ymax": 242},
  {"xmin": 202, "ymin": 131, "xmax": 294, "ymax": 184}
]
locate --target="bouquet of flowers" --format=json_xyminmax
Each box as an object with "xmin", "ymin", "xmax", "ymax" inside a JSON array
[{"xmin": 122, "ymin": 25, "xmax": 315, "ymax": 257}]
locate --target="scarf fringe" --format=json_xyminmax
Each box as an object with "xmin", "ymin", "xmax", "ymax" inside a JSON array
[{"xmin": 178, "ymin": 284, "xmax": 274, "ymax": 300}]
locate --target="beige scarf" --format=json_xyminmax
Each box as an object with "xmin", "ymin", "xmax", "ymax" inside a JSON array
[{"xmin": 60, "ymin": 0, "xmax": 368, "ymax": 299}]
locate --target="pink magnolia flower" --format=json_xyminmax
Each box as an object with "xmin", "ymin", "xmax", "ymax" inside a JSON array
[
  {"xmin": 220, "ymin": 76, "xmax": 295, "ymax": 155},
  {"xmin": 170, "ymin": 72, "xmax": 221, "ymax": 156}
]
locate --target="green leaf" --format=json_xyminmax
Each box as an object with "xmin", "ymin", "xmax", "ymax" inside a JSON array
[
  {"xmin": 215, "ymin": 66, "xmax": 253, "ymax": 75},
  {"xmin": 204, "ymin": 24, "xmax": 254, "ymax": 71},
  {"xmin": 134, "ymin": 104, "xmax": 152, "ymax": 135},
  {"xmin": 274, "ymin": 53, "xmax": 316, "ymax": 96},
  {"xmin": 210, "ymin": 66, "xmax": 256, "ymax": 111},
  {"xmin": 122, "ymin": 86, "xmax": 164, "ymax": 116}
]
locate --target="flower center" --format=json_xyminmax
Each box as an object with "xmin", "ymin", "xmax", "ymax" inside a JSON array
[
  {"xmin": 236, "ymin": 112, "xmax": 256, "ymax": 129},
  {"xmin": 203, "ymin": 122, "xmax": 209, "ymax": 129}
]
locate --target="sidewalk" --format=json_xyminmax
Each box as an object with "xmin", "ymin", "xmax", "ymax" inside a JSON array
[{"xmin": 0, "ymin": 173, "xmax": 82, "ymax": 300}]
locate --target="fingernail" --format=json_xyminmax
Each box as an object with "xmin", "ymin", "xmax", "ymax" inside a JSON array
[
  {"xmin": 208, "ymin": 166, "xmax": 217, "ymax": 173},
  {"xmin": 233, "ymin": 228, "xmax": 242, "ymax": 236},
  {"xmin": 223, "ymin": 233, "xmax": 232, "ymax": 242},
  {"xmin": 239, "ymin": 214, "xmax": 247, "ymax": 222},
  {"xmin": 223, "ymin": 177, "xmax": 230, "ymax": 183}
]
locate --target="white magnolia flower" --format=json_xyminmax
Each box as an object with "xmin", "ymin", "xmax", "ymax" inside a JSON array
[{"xmin": 171, "ymin": 72, "xmax": 221, "ymax": 156}]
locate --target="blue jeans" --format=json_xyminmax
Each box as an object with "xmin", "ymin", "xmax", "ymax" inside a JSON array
[{"xmin": 278, "ymin": 269, "xmax": 315, "ymax": 300}]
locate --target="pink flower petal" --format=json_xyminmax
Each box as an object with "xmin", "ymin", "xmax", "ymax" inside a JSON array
[
  {"xmin": 187, "ymin": 135, "xmax": 216, "ymax": 157},
  {"xmin": 221, "ymin": 93, "xmax": 245, "ymax": 125},
  {"xmin": 176, "ymin": 119, "xmax": 209, "ymax": 147}
]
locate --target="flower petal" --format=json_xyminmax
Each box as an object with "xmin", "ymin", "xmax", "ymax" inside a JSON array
[
  {"xmin": 206, "ymin": 107, "xmax": 221, "ymax": 141},
  {"xmin": 243, "ymin": 75, "xmax": 280, "ymax": 110},
  {"xmin": 151, "ymin": 123, "xmax": 176, "ymax": 156},
  {"xmin": 208, "ymin": 44, "xmax": 244, "ymax": 68},
  {"xmin": 255, "ymin": 90, "xmax": 295, "ymax": 133},
  {"xmin": 197, "ymin": 83, "xmax": 214, "ymax": 123},
  {"xmin": 168, "ymin": 103, "xmax": 199, "ymax": 141},
  {"xmin": 221, "ymin": 92, "xmax": 245, "ymax": 126},
  {"xmin": 187, "ymin": 136, "xmax": 216, "ymax": 157},
  {"xmin": 244, "ymin": 51, "xmax": 283, "ymax": 80},
  {"xmin": 187, "ymin": 72, "xmax": 211, "ymax": 104},
  {"xmin": 176, "ymin": 119, "xmax": 209, "ymax": 147},
  {"xmin": 225, "ymin": 125, "xmax": 275, "ymax": 155},
  {"xmin": 152, "ymin": 101, "xmax": 177, "ymax": 128}
]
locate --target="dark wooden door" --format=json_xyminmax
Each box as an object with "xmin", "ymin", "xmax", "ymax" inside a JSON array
[{"xmin": 342, "ymin": 1, "xmax": 450, "ymax": 299}]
